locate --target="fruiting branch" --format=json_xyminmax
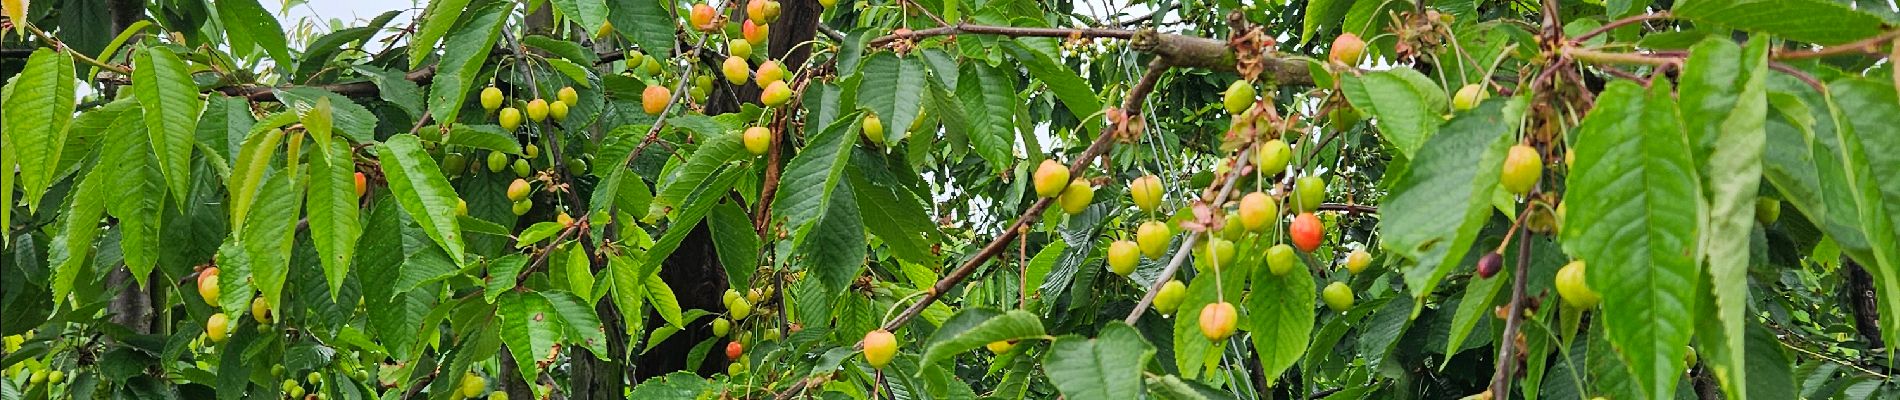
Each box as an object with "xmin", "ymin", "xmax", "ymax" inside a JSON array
[
  {"xmin": 1123, "ymin": 145, "xmax": 1254, "ymax": 325},
  {"xmin": 775, "ymin": 58, "xmax": 1172, "ymax": 400},
  {"xmin": 1488, "ymin": 217, "xmax": 1535, "ymax": 397},
  {"xmin": 879, "ymin": 59, "xmax": 1168, "ymax": 332}
]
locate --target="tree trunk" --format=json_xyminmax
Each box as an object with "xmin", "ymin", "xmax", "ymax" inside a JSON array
[
  {"xmin": 1845, "ymin": 257, "xmax": 1884, "ymax": 349},
  {"xmin": 631, "ymin": 0, "xmax": 823, "ymax": 383},
  {"xmin": 634, "ymin": 224, "xmax": 729, "ymax": 380}
]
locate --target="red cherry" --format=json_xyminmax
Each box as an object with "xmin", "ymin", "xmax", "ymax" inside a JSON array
[
  {"xmin": 725, "ymin": 341, "xmax": 744, "ymax": 360},
  {"xmin": 1290, "ymin": 213, "xmax": 1323, "ymax": 252}
]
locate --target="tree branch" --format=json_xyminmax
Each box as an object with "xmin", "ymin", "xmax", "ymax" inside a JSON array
[
  {"xmin": 1572, "ymin": 11, "xmax": 1672, "ymax": 42},
  {"xmin": 1773, "ymin": 30, "xmax": 1900, "ymax": 60},
  {"xmin": 774, "ymin": 58, "xmax": 1172, "ymax": 400},
  {"xmin": 214, "ymin": 66, "xmax": 437, "ymax": 101},
  {"xmin": 1488, "ymin": 219, "xmax": 1534, "ymax": 397},
  {"xmin": 867, "ymin": 23, "xmax": 1312, "ymax": 85}
]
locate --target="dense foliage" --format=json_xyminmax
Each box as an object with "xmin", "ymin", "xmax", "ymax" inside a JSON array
[{"xmin": 5, "ymin": 0, "xmax": 1900, "ymax": 398}]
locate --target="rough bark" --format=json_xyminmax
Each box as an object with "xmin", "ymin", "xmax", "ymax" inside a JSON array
[
  {"xmin": 103, "ymin": 0, "xmax": 157, "ymax": 338},
  {"xmin": 632, "ymin": 0, "xmax": 824, "ymax": 382},
  {"xmin": 1845, "ymin": 257, "xmax": 1885, "ymax": 349},
  {"xmin": 634, "ymin": 224, "xmax": 729, "ymax": 379}
]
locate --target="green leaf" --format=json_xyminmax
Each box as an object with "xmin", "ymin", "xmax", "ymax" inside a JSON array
[
  {"xmin": 858, "ymin": 52, "xmax": 928, "ymax": 143},
  {"xmin": 561, "ymin": 245, "xmax": 596, "ymax": 301},
  {"xmin": 849, "ymin": 156, "xmax": 942, "ymax": 266},
  {"xmin": 795, "ymin": 180, "xmax": 866, "ymax": 322},
  {"xmin": 1563, "ymin": 81, "xmax": 1701, "ymax": 399},
  {"xmin": 920, "ymin": 308, "xmax": 1047, "ymax": 368},
  {"xmin": 1340, "ymin": 69, "xmax": 1447, "ymax": 159},
  {"xmin": 543, "ymin": 58, "xmax": 596, "ymax": 88},
  {"xmin": 644, "ymin": 269, "xmax": 683, "ymax": 328},
  {"xmin": 275, "ymin": 88, "xmax": 377, "ymax": 142},
  {"xmin": 297, "ymin": 19, "xmax": 389, "ymax": 79},
  {"xmin": 607, "ymin": 0, "xmax": 675, "ymax": 57},
  {"xmin": 432, "ymin": 124, "xmax": 524, "ymax": 154},
  {"xmin": 376, "ymin": 135, "xmax": 467, "ymax": 266},
  {"xmin": 409, "ymin": 0, "xmax": 478, "ymax": 69},
  {"xmin": 548, "ymin": 0, "xmax": 609, "ymax": 44},
  {"xmin": 1679, "ymin": 37, "xmax": 1769, "ymax": 400},
  {"xmin": 1673, "ymin": 0, "xmax": 1885, "ymax": 45},
  {"xmin": 1827, "ymin": 76, "xmax": 1900, "ymax": 359},
  {"xmin": 229, "ymin": 125, "xmax": 286, "ymax": 233},
  {"xmin": 48, "ymin": 164, "xmax": 110, "ymax": 307},
  {"xmin": 1742, "ymin": 318, "xmax": 1796, "ymax": 399},
  {"xmin": 301, "ymin": 97, "xmax": 336, "ymax": 162},
  {"xmin": 956, "ymin": 62, "xmax": 1017, "ymax": 169},
  {"xmin": 1003, "ymin": 42, "xmax": 1104, "ymax": 129},
  {"xmin": 773, "ymin": 116, "xmax": 860, "ymax": 238},
  {"xmin": 245, "ymin": 171, "xmax": 303, "ymax": 319},
  {"xmin": 214, "ymin": 0, "xmax": 292, "ymax": 67},
  {"xmin": 425, "ymin": 0, "xmax": 512, "ymax": 127},
  {"xmin": 606, "ymin": 251, "xmax": 648, "ymax": 332},
  {"xmin": 132, "ymin": 45, "xmax": 203, "ymax": 209},
  {"xmin": 102, "ymin": 108, "xmax": 164, "ymax": 286},
  {"xmin": 541, "ymin": 291, "xmax": 611, "ymax": 356},
  {"xmin": 707, "ymin": 201, "xmax": 759, "ymax": 292},
  {"xmin": 1247, "ymin": 252, "xmax": 1315, "ymax": 386},
  {"xmin": 1172, "ymin": 255, "xmax": 1247, "ymax": 379},
  {"xmin": 655, "ymin": 119, "xmax": 748, "ymax": 207},
  {"xmin": 2, "ymin": 48, "xmax": 76, "ymax": 212},
  {"xmin": 1025, "ymin": 240, "xmax": 1068, "ymax": 302},
  {"xmin": 1046, "ymin": 322, "xmax": 1154, "ymax": 400},
  {"xmin": 499, "ymin": 291, "xmax": 564, "ymax": 387},
  {"xmin": 308, "ymin": 141, "xmax": 362, "ymax": 299},
  {"xmin": 1380, "ymin": 99, "xmax": 1515, "ymax": 315},
  {"xmin": 1444, "ymin": 259, "xmax": 1508, "ymax": 363},
  {"xmin": 1761, "ymin": 80, "xmax": 1900, "ymax": 356},
  {"xmin": 356, "ymin": 65, "xmax": 426, "ymax": 120},
  {"xmin": 524, "ymin": 35, "xmax": 598, "ymax": 65},
  {"xmin": 638, "ymin": 170, "xmax": 741, "ymax": 286},
  {"xmin": 1302, "ymin": 0, "xmax": 1353, "ymax": 43}
]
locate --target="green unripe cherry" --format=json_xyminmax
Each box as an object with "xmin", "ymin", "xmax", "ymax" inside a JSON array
[
  {"xmin": 1267, "ymin": 244, "xmax": 1297, "ymax": 276},
  {"xmin": 1107, "ymin": 240, "xmax": 1140, "ymax": 276},
  {"xmin": 1223, "ymin": 80, "xmax": 1256, "ymax": 115},
  {"xmin": 1293, "ymin": 175, "xmax": 1325, "ymax": 212},
  {"xmin": 1322, "ymin": 282, "xmax": 1354, "ymax": 312},
  {"xmin": 1154, "ymin": 280, "xmax": 1187, "ymax": 315}
]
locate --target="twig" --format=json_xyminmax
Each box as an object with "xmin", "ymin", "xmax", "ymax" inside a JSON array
[
  {"xmin": 1122, "ymin": 147, "xmax": 1251, "ymax": 325},
  {"xmin": 1774, "ymin": 30, "xmax": 1900, "ymax": 60},
  {"xmin": 620, "ymin": 36, "xmax": 711, "ymax": 167},
  {"xmin": 1769, "ymin": 61, "xmax": 1826, "ymax": 92},
  {"xmin": 773, "ymin": 58, "xmax": 1173, "ymax": 400},
  {"xmin": 1488, "ymin": 217, "xmax": 1534, "ymax": 397},
  {"xmin": 882, "ymin": 59, "xmax": 1164, "ymax": 331},
  {"xmin": 23, "ymin": 24, "xmax": 132, "ymax": 75},
  {"xmin": 1316, "ymin": 203, "xmax": 1377, "ymax": 214},
  {"xmin": 216, "ymin": 66, "xmax": 438, "ymax": 101},
  {"xmin": 1564, "ymin": 47, "xmax": 1678, "ymax": 66},
  {"xmin": 1572, "ymin": 11, "xmax": 1672, "ymax": 43},
  {"xmin": 869, "ymin": 23, "xmax": 1136, "ymax": 47}
]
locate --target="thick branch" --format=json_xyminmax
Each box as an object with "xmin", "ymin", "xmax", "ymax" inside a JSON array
[
  {"xmin": 868, "ymin": 23, "xmax": 1312, "ymax": 85},
  {"xmin": 215, "ymin": 66, "xmax": 436, "ymax": 101},
  {"xmin": 869, "ymin": 23, "xmax": 1136, "ymax": 47}
]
